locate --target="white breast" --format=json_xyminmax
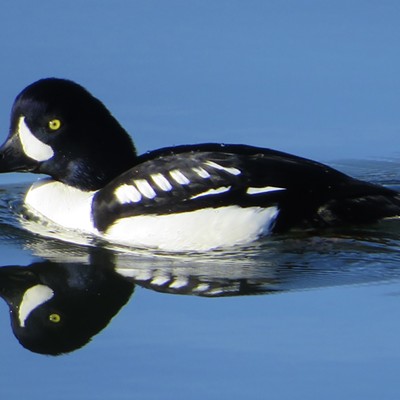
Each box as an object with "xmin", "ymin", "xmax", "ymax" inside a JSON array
[{"xmin": 24, "ymin": 179, "xmax": 97, "ymax": 233}]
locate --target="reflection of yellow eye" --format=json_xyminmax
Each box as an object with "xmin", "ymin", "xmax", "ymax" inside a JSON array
[
  {"xmin": 48, "ymin": 119, "xmax": 61, "ymax": 131},
  {"xmin": 49, "ymin": 313, "xmax": 61, "ymax": 323}
]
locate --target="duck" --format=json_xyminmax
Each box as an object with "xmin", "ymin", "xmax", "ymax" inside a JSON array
[{"xmin": 0, "ymin": 77, "xmax": 399, "ymax": 252}]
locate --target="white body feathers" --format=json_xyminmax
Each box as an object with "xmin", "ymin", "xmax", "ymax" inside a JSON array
[{"xmin": 24, "ymin": 179, "xmax": 280, "ymax": 252}]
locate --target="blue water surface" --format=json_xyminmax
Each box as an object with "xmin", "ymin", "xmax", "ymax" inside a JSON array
[{"xmin": 1, "ymin": 2, "xmax": 400, "ymax": 399}]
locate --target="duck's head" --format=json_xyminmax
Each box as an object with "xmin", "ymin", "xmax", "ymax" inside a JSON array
[
  {"xmin": 0, "ymin": 259, "xmax": 135, "ymax": 355},
  {"xmin": 0, "ymin": 78, "xmax": 137, "ymax": 190}
]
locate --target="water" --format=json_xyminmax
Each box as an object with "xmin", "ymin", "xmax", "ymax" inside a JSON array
[
  {"xmin": 1, "ymin": 1, "xmax": 400, "ymax": 398},
  {"xmin": 0, "ymin": 161, "xmax": 400, "ymax": 399}
]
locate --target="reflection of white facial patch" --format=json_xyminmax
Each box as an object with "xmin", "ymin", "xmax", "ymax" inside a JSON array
[
  {"xmin": 18, "ymin": 284, "xmax": 54, "ymax": 328},
  {"xmin": 18, "ymin": 116, "xmax": 54, "ymax": 162}
]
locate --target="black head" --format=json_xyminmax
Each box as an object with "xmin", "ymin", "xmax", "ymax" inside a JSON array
[
  {"xmin": 0, "ymin": 78, "xmax": 137, "ymax": 190},
  {"xmin": 0, "ymin": 258, "xmax": 134, "ymax": 355}
]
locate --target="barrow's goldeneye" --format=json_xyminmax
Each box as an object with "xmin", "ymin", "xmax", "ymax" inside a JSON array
[{"xmin": 0, "ymin": 78, "xmax": 399, "ymax": 251}]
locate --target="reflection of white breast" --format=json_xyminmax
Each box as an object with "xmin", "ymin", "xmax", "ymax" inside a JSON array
[{"xmin": 24, "ymin": 179, "xmax": 97, "ymax": 233}]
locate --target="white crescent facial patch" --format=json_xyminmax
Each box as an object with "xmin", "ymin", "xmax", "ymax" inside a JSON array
[
  {"xmin": 18, "ymin": 284, "xmax": 54, "ymax": 328},
  {"xmin": 18, "ymin": 116, "xmax": 54, "ymax": 162}
]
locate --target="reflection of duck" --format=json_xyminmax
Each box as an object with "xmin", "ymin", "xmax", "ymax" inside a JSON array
[
  {"xmin": 0, "ymin": 249, "xmax": 280, "ymax": 356},
  {"xmin": 1, "ymin": 78, "xmax": 400, "ymax": 251},
  {"xmin": 0, "ymin": 250, "xmax": 134, "ymax": 355},
  {"xmin": 2, "ymin": 227, "xmax": 400, "ymax": 356}
]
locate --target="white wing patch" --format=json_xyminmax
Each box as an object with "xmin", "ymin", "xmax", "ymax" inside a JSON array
[
  {"xmin": 169, "ymin": 277, "xmax": 190, "ymax": 289},
  {"xmin": 18, "ymin": 284, "xmax": 54, "ymax": 328},
  {"xmin": 150, "ymin": 274, "xmax": 170, "ymax": 286},
  {"xmin": 134, "ymin": 179, "xmax": 157, "ymax": 199},
  {"xmin": 246, "ymin": 186, "xmax": 286, "ymax": 195},
  {"xmin": 18, "ymin": 116, "xmax": 54, "ymax": 162},
  {"xmin": 205, "ymin": 160, "xmax": 241, "ymax": 176},
  {"xmin": 192, "ymin": 283, "xmax": 211, "ymax": 292},
  {"xmin": 115, "ymin": 184, "xmax": 142, "ymax": 204},
  {"xmin": 169, "ymin": 170, "xmax": 190, "ymax": 185},
  {"xmin": 192, "ymin": 167, "xmax": 211, "ymax": 179},
  {"xmin": 115, "ymin": 268, "xmax": 154, "ymax": 280},
  {"xmin": 191, "ymin": 186, "xmax": 231, "ymax": 200},
  {"xmin": 151, "ymin": 173, "xmax": 172, "ymax": 191}
]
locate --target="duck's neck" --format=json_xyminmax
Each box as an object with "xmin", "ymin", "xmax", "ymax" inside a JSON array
[{"xmin": 40, "ymin": 146, "xmax": 137, "ymax": 191}]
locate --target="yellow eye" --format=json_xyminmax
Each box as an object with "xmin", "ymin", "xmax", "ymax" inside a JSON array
[
  {"xmin": 49, "ymin": 313, "xmax": 61, "ymax": 323},
  {"xmin": 48, "ymin": 119, "xmax": 61, "ymax": 131}
]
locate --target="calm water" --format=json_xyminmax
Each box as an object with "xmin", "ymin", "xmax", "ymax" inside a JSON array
[
  {"xmin": 1, "ymin": 2, "xmax": 400, "ymax": 399},
  {"xmin": 0, "ymin": 161, "xmax": 400, "ymax": 399}
]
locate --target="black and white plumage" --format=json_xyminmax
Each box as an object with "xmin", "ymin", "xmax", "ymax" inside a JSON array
[
  {"xmin": 0, "ymin": 256, "xmax": 134, "ymax": 355},
  {"xmin": 0, "ymin": 78, "xmax": 399, "ymax": 251}
]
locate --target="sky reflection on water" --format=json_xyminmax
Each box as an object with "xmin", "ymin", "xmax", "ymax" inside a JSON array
[{"xmin": 1, "ymin": 1, "xmax": 400, "ymax": 399}]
